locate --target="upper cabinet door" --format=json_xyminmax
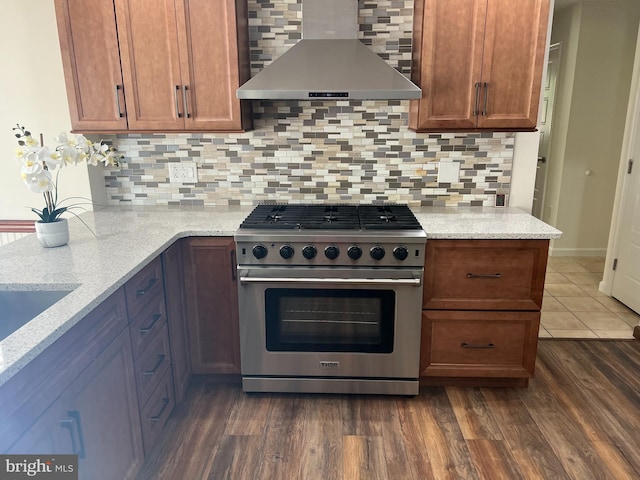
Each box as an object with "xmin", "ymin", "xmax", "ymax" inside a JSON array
[
  {"xmin": 409, "ymin": 0, "xmax": 486, "ymax": 130},
  {"xmin": 478, "ymin": 0, "xmax": 550, "ymax": 129},
  {"xmin": 176, "ymin": 0, "xmax": 251, "ymax": 131},
  {"xmin": 409, "ymin": 0, "xmax": 550, "ymax": 132},
  {"xmin": 114, "ymin": 0, "xmax": 185, "ymax": 131},
  {"xmin": 55, "ymin": 0, "xmax": 128, "ymax": 131}
]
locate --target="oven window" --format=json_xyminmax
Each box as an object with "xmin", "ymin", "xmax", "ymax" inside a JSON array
[{"xmin": 265, "ymin": 288, "xmax": 395, "ymax": 352}]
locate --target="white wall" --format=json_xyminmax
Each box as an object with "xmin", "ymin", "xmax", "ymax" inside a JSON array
[
  {"xmin": 0, "ymin": 0, "xmax": 96, "ymax": 220},
  {"xmin": 547, "ymin": 1, "xmax": 640, "ymax": 256}
]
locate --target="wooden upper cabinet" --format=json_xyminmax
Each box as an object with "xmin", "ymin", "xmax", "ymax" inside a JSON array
[
  {"xmin": 176, "ymin": 0, "xmax": 251, "ymax": 131},
  {"xmin": 114, "ymin": 0, "xmax": 184, "ymax": 131},
  {"xmin": 409, "ymin": 0, "xmax": 550, "ymax": 132},
  {"xmin": 54, "ymin": 0, "xmax": 128, "ymax": 131},
  {"xmin": 55, "ymin": 0, "xmax": 251, "ymax": 132}
]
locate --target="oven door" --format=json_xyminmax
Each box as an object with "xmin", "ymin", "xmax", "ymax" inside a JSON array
[{"xmin": 237, "ymin": 266, "xmax": 423, "ymax": 381}]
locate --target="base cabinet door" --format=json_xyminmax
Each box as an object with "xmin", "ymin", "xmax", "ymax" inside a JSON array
[
  {"xmin": 183, "ymin": 237, "xmax": 241, "ymax": 374},
  {"xmin": 7, "ymin": 400, "xmax": 73, "ymax": 456},
  {"xmin": 161, "ymin": 240, "xmax": 191, "ymax": 403},
  {"xmin": 60, "ymin": 329, "xmax": 144, "ymax": 480}
]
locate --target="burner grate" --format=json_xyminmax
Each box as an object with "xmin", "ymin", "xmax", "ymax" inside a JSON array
[{"xmin": 239, "ymin": 204, "xmax": 422, "ymax": 231}]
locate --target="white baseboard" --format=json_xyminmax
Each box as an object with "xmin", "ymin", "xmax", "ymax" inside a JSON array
[{"xmin": 548, "ymin": 247, "xmax": 608, "ymax": 257}]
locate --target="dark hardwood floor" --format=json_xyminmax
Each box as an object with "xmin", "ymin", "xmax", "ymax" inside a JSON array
[{"xmin": 137, "ymin": 340, "xmax": 640, "ymax": 480}]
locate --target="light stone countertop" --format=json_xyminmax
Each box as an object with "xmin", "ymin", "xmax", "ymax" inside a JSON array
[{"xmin": 0, "ymin": 205, "xmax": 560, "ymax": 387}]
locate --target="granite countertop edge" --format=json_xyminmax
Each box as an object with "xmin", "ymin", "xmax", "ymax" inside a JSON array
[{"xmin": 0, "ymin": 205, "xmax": 561, "ymax": 387}]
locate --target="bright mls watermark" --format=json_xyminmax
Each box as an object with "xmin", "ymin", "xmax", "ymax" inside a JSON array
[{"xmin": 0, "ymin": 455, "xmax": 77, "ymax": 479}]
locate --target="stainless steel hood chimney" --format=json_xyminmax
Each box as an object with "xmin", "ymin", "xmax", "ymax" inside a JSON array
[{"xmin": 236, "ymin": 0, "xmax": 422, "ymax": 101}]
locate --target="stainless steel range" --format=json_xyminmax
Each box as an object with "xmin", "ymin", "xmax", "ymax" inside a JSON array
[{"xmin": 234, "ymin": 204, "xmax": 426, "ymax": 395}]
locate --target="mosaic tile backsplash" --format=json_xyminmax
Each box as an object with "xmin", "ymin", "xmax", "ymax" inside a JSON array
[{"xmin": 103, "ymin": 0, "xmax": 514, "ymax": 207}]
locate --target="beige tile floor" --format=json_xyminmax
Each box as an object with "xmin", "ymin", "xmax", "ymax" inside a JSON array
[{"xmin": 540, "ymin": 256, "xmax": 639, "ymax": 339}]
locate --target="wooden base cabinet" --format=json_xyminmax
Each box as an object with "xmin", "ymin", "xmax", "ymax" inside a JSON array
[
  {"xmin": 183, "ymin": 237, "xmax": 241, "ymax": 375},
  {"xmin": 420, "ymin": 310, "xmax": 540, "ymax": 379},
  {"xmin": 58, "ymin": 328, "xmax": 144, "ymax": 480},
  {"xmin": 409, "ymin": 0, "xmax": 550, "ymax": 131},
  {"xmin": 420, "ymin": 239, "xmax": 549, "ymax": 386},
  {"xmin": 1, "ymin": 289, "xmax": 145, "ymax": 480}
]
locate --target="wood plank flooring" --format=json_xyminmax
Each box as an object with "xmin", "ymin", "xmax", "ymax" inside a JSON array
[{"xmin": 136, "ymin": 340, "xmax": 640, "ymax": 480}]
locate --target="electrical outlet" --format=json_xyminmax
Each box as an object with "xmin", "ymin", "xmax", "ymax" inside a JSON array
[
  {"xmin": 168, "ymin": 162, "xmax": 198, "ymax": 183},
  {"xmin": 495, "ymin": 193, "xmax": 507, "ymax": 207}
]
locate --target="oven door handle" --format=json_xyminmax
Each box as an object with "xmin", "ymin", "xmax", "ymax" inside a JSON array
[{"xmin": 239, "ymin": 276, "xmax": 422, "ymax": 286}]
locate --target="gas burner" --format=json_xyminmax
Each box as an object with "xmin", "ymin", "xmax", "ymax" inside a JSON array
[{"xmin": 239, "ymin": 204, "xmax": 422, "ymax": 231}]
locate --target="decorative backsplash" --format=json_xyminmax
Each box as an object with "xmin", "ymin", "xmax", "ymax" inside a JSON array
[{"xmin": 103, "ymin": 0, "xmax": 514, "ymax": 207}]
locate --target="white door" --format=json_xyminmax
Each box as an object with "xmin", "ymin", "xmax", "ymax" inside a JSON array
[
  {"xmin": 611, "ymin": 113, "xmax": 640, "ymax": 314},
  {"xmin": 533, "ymin": 44, "xmax": 560, "ymax": 219}
]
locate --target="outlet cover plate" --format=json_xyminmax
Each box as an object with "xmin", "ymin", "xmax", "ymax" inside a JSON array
[{"xmin": 168, "ymin": 162, "xmax": 198, "ymax": 183}]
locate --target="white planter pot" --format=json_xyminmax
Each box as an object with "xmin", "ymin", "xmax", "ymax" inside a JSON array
[{"xmin": 35, "ymin": 218, "xmax": 69, "ymax": 248}]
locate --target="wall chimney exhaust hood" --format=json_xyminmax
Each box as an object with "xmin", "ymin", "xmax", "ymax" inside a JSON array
[{"xmin": 236, "ymin": 0, "xmax": 422, "ymax": 101}]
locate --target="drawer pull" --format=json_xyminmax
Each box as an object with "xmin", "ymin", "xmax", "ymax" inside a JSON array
[
  {"xmin": 136, "ymin": 277, "xmax": 158, "ymax": 297},
  {"xmin": 144, "ymin": 354, "xmax": 166, "ymax": 376},
  {"xmin": 461, "ymin": 342, "xmax": 495, "ymax": 349},
  {"xmin": 467, "ymin": 273, "xmax": 502, "ymax": 279},
  {"xmin": 149, "ymin": 397, "xmax": 170, "ymax": 422},
  {"xmin": 139, "ymin": 313, "xmax": 162, "ymax": 334}
]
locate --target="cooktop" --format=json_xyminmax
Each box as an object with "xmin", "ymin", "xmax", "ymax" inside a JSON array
[{"xmin": 238, "ymin": 204, "xmax": 423, "ymax": 231}]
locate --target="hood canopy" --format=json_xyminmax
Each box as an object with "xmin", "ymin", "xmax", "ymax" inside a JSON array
[{"xmin": 236, "ymin": 0, "xmax": 421, "ymax": 101}]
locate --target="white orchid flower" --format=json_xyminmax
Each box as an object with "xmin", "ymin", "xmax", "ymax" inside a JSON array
[
  {"xmin": 87, "ymin": 151, "xmax": 100, "ymax": 166},
  {"xmin": 74, "ymin": 134, "xmax": 92, "ymax": 152},
  {"xmin": 23, "ymin": 135, "xmax": 39, "ymax": 147},
  {"xmin": 60, "ymin": 144, "xmax": 80, "ymax": 166},
  {"xmin": 15, "ymin": 145, "xmax": 31, "ymax": 160},
  {"xmin": 22, "ymin": 169, "xmax": 53, "ymax": 193},
  {"xmin": 104, "ymin": 154, "xmax": 119, "ymax": 167},
  {"xmin": 53, "ymin": 132, "xmax": 75, "ymax": 146},
  {"xmin": 36, "ymin": 146, "xmax": 62, "ymax": 168},
  {"xmin": 20, "ymin": 156, "xmax": 44, "ymax": 175}
]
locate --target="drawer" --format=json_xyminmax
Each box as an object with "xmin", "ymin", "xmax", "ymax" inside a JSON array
[
  {"xmin": 423, "ymin": 239, "xmax": 548, "ymax": 310},
  {"xmin": 129, "ymin": 291, "xmax": 167, "ymax": 360},
  {"xmin": 139, "ymin": 368, "xmax": 175, "ymax": 456},
  {"xmin": 125, "ymin": 257, "xmax": 164, "ymax": 319},
  {"xmin": 420, "ymin": 310, "xmax": 540, "ymax": 378},
  {"xmin": 134, "ymin": 323, "xmax": 172, "ymax": 408}
]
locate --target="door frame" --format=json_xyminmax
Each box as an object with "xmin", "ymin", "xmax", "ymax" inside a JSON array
[
  {"xmin": 600, "ymin": 29, "xmax": 640, "ymax": 298},
  {"xmin": 533, "ymin": 42, "xmax": 561, "ymax": 220}
]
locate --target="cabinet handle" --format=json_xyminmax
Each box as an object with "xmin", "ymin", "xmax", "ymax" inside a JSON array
[
  {"xmin": 175, "ymin": 85, "xmax": 183, "ymax": 118},
  {"xmin": 139, "ymin": 313, "xmax": 162, "ymax": 334},
  {"xmin": 149, "ymin": 398, "xmax": 170, "ymax": 422},
  {"xmin": 473, "ymin": 82, "xmax": 481, "ymax": 116},
  {"xmin": 461, "ymin": 342, "xmax": 495, "ymax": 349},
  {"xmin": 60, "ymin": 410, "xmax": 86, "ymax": 459},
  {"xmin": 144, "ymin": 354, "xmax": 166, "ymax": 376},
  {"xmin": 466, "ymin": 273, "xmax": 502, "ymax": 279},
  {"xmin": 482, "ymin": 82, "xmax": 489, "ymax": 116},
  {"xmin": 115, "ymin": 85, "xmax": 125, "ymax": 118},
  {"xmin": 136, "ymin": 277, "xmax": 158, "ymax": 298},
  {"xmin": 182, "ymin": 85, "xmax": 191, "ymax": 118},
  {"xmin": 230, "ymin": 249, "xmax": 237, "ymax": 281}
]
